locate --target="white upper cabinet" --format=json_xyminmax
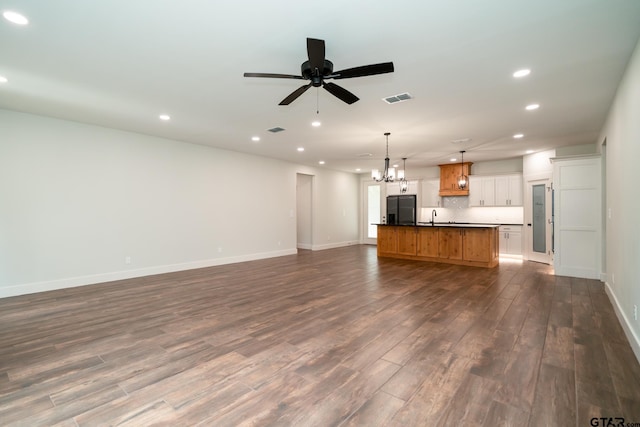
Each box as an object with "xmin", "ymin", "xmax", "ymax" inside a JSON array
[
  {"xmin": 420, "ymin": 179, "xmax": 441, "ymax": 207},
  {"xmin": 494, "ymin": 174, "xmax": 523, "ymax": 206},
  {"xmin": 469, "ymin": 176, "xmax": 496, "ymax": 206},
  {"xmin": 469, "ymin": 174, "xmax": 523, "ymax": 207}
]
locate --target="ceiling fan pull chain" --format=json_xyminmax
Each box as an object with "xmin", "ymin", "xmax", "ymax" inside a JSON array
[{"xmin": 316, "ymin": 87, "xmax": 320, "ymax": 114}]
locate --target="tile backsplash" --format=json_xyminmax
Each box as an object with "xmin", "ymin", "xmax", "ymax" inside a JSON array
[{"xmin": 419, "ymin": 197, "xmax": 524, "ymax": 224}]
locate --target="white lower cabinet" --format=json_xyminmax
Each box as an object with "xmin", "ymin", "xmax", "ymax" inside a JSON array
[{"xmin": 499, "ymin": 225, "xmax": 522, "ymax": 257}]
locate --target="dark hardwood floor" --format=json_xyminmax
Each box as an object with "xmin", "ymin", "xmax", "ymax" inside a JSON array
[{"xmin": 1, "ymin": 245, "xmax": 639, "ymax": 426}]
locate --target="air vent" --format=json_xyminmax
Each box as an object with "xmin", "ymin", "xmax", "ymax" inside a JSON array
[
  {"xmin": 357, "ymin": 153, "xmax": 373, "ymax": 158},
  {"xmin": 268, "ymin": 127, "xmax": 286, "ymax": 133},
  {"xmin": 451, "ymin": 138, "xmax": 471, "ymax": 144},
  {"xmin": 382, "ymin": 92, "xmax": 413, "ymax": 104}
]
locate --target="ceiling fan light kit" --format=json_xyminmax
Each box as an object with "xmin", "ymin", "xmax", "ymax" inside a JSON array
[{"xmin": 244, "ymin": 38, "xmax": 394, "ymax": 106}]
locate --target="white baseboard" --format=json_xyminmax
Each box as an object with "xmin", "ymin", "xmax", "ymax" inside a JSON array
[
  {"xmin": 0, "ymin": 248, "xmax": 298, "ymax": 299},
  {"xmin": 297, "ymin": 243, "xmax": 312, "ymax": 250},
  {"xmin": 554, "ymin": 266, "xmax": 600, "ymax": 280},
  {"xmin": 311, "ymin": 240, "xmax": 360, "ymax": 251},
  {"xmin": 604, "ymin": 281, "xmax": 640, "ymax": 364}
]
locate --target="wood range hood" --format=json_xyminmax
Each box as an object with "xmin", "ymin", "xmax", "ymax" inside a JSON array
[{"xmin": 438, "ymin": 162, "xmax": 472, "ymax": 196}]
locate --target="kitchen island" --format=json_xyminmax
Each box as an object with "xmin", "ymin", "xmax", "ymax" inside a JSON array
[{"xmin": 377, "ymin": 223, "xmax": 500, "ymax": 268}]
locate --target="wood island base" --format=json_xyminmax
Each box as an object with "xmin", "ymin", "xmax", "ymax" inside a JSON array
[{"xmin": 377, "ymin": 224, "xmax": 499, "ymax": 268}]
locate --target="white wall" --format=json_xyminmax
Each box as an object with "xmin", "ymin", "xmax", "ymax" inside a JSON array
[
  {"xmin": 556, "ymin": 143, "xmax": 597, "ymax": 157},
  {"xmin": 309, "ymin": 169, "xmax": 360, "ymax": 250},
  {"xmin": 597, "ymin": 39, "xmax": 640, "ymax": 360},
  {"xmin": 0, "ymin": 110, "xmax": 360, "ymax": 297},
  {"xmin": 523, "ymin": 149, "xmax": 556, "ymax": 179},
  {"xmin": 471, "ymin": 157, "xmax": 523, "ymax": 175},
  {"xmin": 296, "ymin": 174, "xmax": 313, "ymax": 249},
  {"xmin": 402, "ymin": 157, "xmax": 523, "ymax": 181}
]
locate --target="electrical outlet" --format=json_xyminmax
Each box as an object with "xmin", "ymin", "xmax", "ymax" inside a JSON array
[
  {"xmin": 634, "ymin": 305, "xmax": 638, "ymax": 321},
  {"xmin": 218, "ymin": 247, "xmax": 222, "ymax": 253},
  {"xmin": 612, "ymin": 273, "xmax": 615, "ymax": 284},
  {"xmin": 125, "ymin": 256, "xmax": 131, "ymax": 265}
]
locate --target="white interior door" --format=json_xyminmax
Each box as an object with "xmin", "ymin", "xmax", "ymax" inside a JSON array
[
  {"xmin": 362, "ymin": 181, "xmax": 383, "ymax": 245},
  {"xmin": 526, "ymin": 178, "xmax": 553, "ymax": 264}
]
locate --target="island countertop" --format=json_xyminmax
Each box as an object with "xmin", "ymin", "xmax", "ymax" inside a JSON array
[{"xmin": 375, "ymin": 223, "xmax": 501, "ymax": 228}]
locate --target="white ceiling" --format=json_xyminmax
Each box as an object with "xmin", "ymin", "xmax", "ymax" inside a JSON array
[{"xmin": 2, "ymin": 0, "xmax": 640, "ymax": 173}]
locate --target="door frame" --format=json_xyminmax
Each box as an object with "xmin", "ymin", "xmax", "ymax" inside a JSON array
[{"xmin": 524, "ymin": 175, "xmax": 553, "ymax": 264}]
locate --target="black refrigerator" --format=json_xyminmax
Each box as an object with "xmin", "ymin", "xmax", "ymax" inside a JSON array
[{"xmin": 387, "ymin": 195, "xmax": 416, "ymax": 225}]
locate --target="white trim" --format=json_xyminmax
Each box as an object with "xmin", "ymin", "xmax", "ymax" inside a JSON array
[
  {"xmin": 297, "ymin": 243, "xmax": 312, "ymax": 250},
  {"xmin": 550, "ymin": 153, "xmax": 602, "ymax": 162},
  {"xmin": 0, "ymin": 248, "xmax": 298, "ymax": 299},
  {"xmin": 605, "ymin": 281, "xmax": 640, "ymax": 364}
]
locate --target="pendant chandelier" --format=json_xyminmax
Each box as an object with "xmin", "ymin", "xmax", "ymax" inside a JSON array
[
  {"xmin": 372, "ymin": 132, "xmax": 396, "ymax": 182},
  {"xmin": 399, "ymin": 157, "xmax": 408, "ymax": 193},
  {"xmin": 457, "ymin": 150, "xmax": 468, "ymax": 190}
]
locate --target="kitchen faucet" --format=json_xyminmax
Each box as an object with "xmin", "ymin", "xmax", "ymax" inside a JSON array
[{"xmin": 431, "ymin": 209, "xmax": 437, "ymax": 225}]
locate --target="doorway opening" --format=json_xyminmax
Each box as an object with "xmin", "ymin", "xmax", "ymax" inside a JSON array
[{"xmin": 362, "ymin": 181, "xmax": 383, "ymax": 245}]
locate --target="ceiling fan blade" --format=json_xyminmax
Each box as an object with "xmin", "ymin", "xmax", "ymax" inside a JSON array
[
  {"xmin": 244, "ymin": 72, "xmax": 303, "ymax": 79},
  {"xmin": 306, "ymin": 38, "xmax": 326, "ymax": 75},
  {"xmin": 279, "ymin": 83, "xmax": 312, "ymax": 105},
  {"xmin": 323, "ymin": 82, "xmax": 359, "ymax": 105},
  {"xmin": 330, "ymin": 62, "xmax": 395, "ymax": 79}
]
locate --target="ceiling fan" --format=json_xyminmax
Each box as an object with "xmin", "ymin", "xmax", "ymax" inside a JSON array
[{"xmin": 244, "ymin": 38, "xmax": 394, "ymax": 105}]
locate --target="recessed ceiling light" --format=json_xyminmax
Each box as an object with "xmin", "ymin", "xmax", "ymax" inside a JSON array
[
  {"xmin": 3, "ymin": 11, "xmax": 29, "ymax": 25},
  {"xmin": 513, "ymin": 69, "xmax": 531, "ymax": 78},
  {"xmin": 251, "ymin": 136, "xmax": 260, "ymax": 142},
  {"xmin": 297, "ymin": 147, "xmax": 304, "ymax": 152},
  {"xmin": 393, "ymin": 164, "xmax": 399, "ymax": 168},
  {"xmin": 159, "ymin": 114, "xmax": 170, "ymax": 121},
  {"xmin": 0, "ymin": 75, "xmax": 7, "ymax": 84},
  {"xmin": 356, "ymin": 168, "xmax": 361, "ymax": 172},
  {"xmin": 525, "ymin": 103, "xmax": 540, "ymax": 111},
  {"xmin": 311, "ymin": 121, "xmax": 321, "ymax": 127},
  {"xmin": 526, "ymin": 150, "xmax": 534, "ymax": 154},
  {"xmin": 513, "ymin": 133, "xmax": 524, "ymax": 139},
  {"xmin": 450, "ymin": 158, "xmax": 457, "ymax": 162},
  {"xmin": 318, "ymin": 160, "xmax": 325, "ymax": 165}
]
